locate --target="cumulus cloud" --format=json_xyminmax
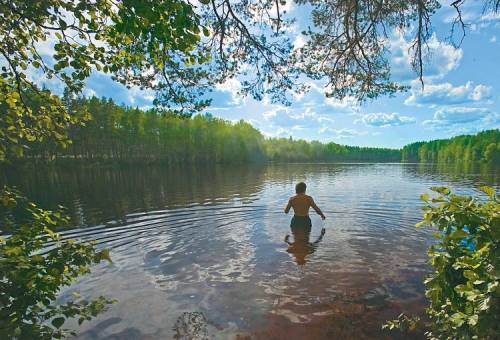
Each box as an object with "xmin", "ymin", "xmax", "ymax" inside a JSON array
[
  {"xmin": 360, "ymin": 112, "xmax": 416, "ymax": 127},
  {"xmin": 289, "ymin": 80, "xmax": 359, "ymax": 113},
  {"xmin": 263, "ymin": 107, "xmax": 301, "ymax": 127},
  {"xmin": 319, "ymin": 127, "xmax": 367, "ymax": 139},
  {"xmin": 293, "ymin": 35, "xmax": 307, "ymax": 49},
  {"xmin": 422, "ymin": 107, "xmax": 496, "ymax": 131},
  {"xmin": 214, "ymin": 78, "xmax": 244, "ymax": 105},
  {"xmin": 263, "ymin": 106, "xmax": 334, "ymax": 129},
  {"xmin": 480, "ymin": 11, "xmax": 500, "ymax": 21},
  {"xmin": 405, "ymin": 80, "xmax": 492, "ymax": 107},
  {"xmin": 85, "ymin": 72, "xmax": 154, "ymax": 108},
  {"xmin": 389, "ymin": 33, "xmax": 463, "ymax": 82}
]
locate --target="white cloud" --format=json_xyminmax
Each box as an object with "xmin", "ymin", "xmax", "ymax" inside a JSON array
[
  {"xmin": 470, "ymin": 84, "xmax": 492, "ymax": 101},
  {"xmin": 82, "ymin": 87, "xmax": 97, "ymax": 97},
  {"xmin": 34, "ymin": 32, "xmax": 58, "ymax": 57},
  {"xmin": 215, "ymin": 78, "xmax": 244, "ymax": 105},
  {"xmin": 319, "ymin": 127, "xmax": 367, "ymax": 139},
  {"xmin": 389, "ymin": 33, "xmax": 463, "ymax": 82},
  {"xmin": 405, "ymin": 80, "xmax": 492, "ymax": 107},
  {"xmin": 490, "ymin": 36, "xmax": 497, "ymax": 43},
  {"xmin": 422, "ymin": 107, "xmax": 497, "ymax": 131},
  {"xmin": 480, "ymin": 12, "xmax": 500, "ymax": 21},
  {"xmin": 263, "ymin": 106, "xmax": 331, "ymax": 129},
  {"xmin": 361, "ymin": 112, "xmax": 416, "ymax": 127},
  {"xmin": 293, "ymin": 35, "xmax": 307, "ymax": 49}
]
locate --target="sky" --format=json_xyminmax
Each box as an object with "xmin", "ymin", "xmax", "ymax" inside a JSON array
[{"xmin": 38, "ymin": 1, "xmax": 500, "ymax": 148}]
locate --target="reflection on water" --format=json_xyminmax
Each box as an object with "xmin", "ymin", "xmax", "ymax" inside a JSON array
[
  {"xmin": 1, "ymin": 163, "xmax": 498, "ymax": 339},
  {"xmin": 285, "ymin": 222, "xmax": 325, "ymax": 266}
]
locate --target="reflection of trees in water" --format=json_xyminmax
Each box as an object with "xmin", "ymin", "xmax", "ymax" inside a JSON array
[
  {"xmin": 402, "ymin": 163, "xmax": 499, "ymax": 188},
  {"xmin": 2, "ymin": 162, "xmax": 496, "ymax": 228},
  {"xmin": 263, "ymin": 163, "xmax": 348, "ymax": 182},
  {"xmin": 0, "ymin": 163, "xmax": 267, "ymax": 227}
]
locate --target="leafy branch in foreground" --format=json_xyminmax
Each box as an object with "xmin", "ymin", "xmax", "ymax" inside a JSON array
[
  {"xmin": 0, "ymin": 186, "xmax": 115, "ymax": 339},
  {"xmin": 0, "ymin": 0, "xmax": 301, "ymax": 160},
  {"xmin": 384, "ymin": 186, "xmax": 500, "ymax": 339}
]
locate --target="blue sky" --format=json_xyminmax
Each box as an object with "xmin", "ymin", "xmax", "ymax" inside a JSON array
[{"xmin": 39, "ymin": 1, "xmax": 500, "ymax": 148}]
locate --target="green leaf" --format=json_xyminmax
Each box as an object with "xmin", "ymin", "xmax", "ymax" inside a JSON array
[
  {"xmin": 479, "ymin": 186, "xmax": 495, "ymax": 199},
  {"xmin": 478, "ymin": 297, "xmax": 491, "ymax": 311},
  {"xmin": 431, "ymin": 186, "xmax": 450, "ymax": 195},
  {"xmin": 449, "ymin": 229, "xmax": 468, "ymax": 239},
  {"xmin": 14, "ymin": 327, "xmax": 21, "ymax": 336},
  {"xmin": 468, "ymin": 314, "xmax": 478, "ymax": 326},
  {"xmin": 415, "ymin": 221, "xmax": 427, "ymax": 228},
  {"xmin": 455, "ymin": 284, "xmax": 469, "ymax": 294},
  {"xmin": 463, "ymin": 270, "xmax": 479, "ymax": 281},
  {"xmin": 52, "ymin": 317, "xmax": 65, "ymax": 329},
  {"xmin": 450, "ymin": 313, "xmax": 465, "ymax": 327}
]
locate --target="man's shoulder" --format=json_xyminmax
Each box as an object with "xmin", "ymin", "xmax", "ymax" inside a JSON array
[{"xmin": 290, "ymin": 194, "xmax": 313, "ymax": 201}]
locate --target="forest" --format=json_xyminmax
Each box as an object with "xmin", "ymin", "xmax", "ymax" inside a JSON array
[
  {"xmin": 402, "ymin": 130, "xmax": 500, "ymax": 164},
  {"xmin": 22, "ymin": 95, "xmax": 401, "ymax": 163},
  {"xmin": 19, "ymin": 95, "xmax": 499, "ymax": 164},
  {"xmin": 1, "ymin": 1, "xmax": 499, "ymax": 339}
]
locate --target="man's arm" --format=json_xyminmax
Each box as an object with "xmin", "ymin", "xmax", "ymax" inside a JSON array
[
  {"xmin": 310, "ymin": 198, "xmax": 326, "ymax": 220},
  {"xmin": 284, "ymin": 198, "xmax": 292, "ymax": 214}
]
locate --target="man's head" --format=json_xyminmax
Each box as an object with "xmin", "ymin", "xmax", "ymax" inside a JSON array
[{"xmin": 295, "ymin": 182, "xmax": 307, "ymax": 194}]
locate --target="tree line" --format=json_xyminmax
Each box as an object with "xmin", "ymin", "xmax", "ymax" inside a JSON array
[
  {"xmin": 19, "ymin": 95, "xmax": 500, "ymax": 165},
  {"xmin": 23, "ymin": 95, "xmax": 401, "ymax": 163},
  {"xmin": 402, "ymin": 130, "xmax": 500, "ymax": 164}
]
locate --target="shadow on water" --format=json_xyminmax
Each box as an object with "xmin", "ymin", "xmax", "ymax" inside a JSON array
[{"xmin": 1, "ymin": 162, "xmax": 498, "ymax": 339}]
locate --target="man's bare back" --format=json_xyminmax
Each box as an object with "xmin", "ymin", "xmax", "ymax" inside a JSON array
[{"xmin": 284, "ymin": 182, "xmax": 325, "ymax": 220}]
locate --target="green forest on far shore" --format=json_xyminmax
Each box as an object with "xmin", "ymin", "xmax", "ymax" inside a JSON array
[{"xmin": 18, "ymin": 95, "xmax": 500, "ymax": 164}]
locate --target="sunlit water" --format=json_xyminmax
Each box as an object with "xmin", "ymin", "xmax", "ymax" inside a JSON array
[{"xmin": 2, "ymin": 163, "xmax": 498, "ymax": 339}]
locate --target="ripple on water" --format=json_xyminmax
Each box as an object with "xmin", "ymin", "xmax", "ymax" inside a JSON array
[{"xmin": 2, "ymin": 163, "xmax": 497, "ymax": 339}]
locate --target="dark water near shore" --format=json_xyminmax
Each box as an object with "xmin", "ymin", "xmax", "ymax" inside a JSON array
[{"xmin": 2, "ymin": 162, "xmax": 498, "ymax": 339}]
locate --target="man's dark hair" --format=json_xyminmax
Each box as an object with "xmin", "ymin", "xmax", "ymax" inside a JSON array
[{"xmin": 295, "ymin": 182, "xmax": 307, "ymax": 194}]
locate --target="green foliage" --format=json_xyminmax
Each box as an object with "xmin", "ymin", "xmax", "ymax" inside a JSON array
[
  {"xmin": 484, "ymin": 143, "xmax": 500, "ymax": 164},
  {"xmin": 382, "ymin": 313, "xmax": 421, "ymax": 333},
  {"xmin": 0, "ymin": 82, "xmax": 91, "ymax": 161},
  {"xmin": 385, "ymin": 186, "xmax": 500, "ymax": 339},
  {"xmin": 402, "ymin": 130, "xmax": 500, "ymax": 164},
  {"xmin": 420, "ymin": 186, "xmax": 500, "ymax": 339},
  {"xmin": 0, "ymin": 0, "xmax": 308, "ymax": 159},
  {"xmin": 19, "ymin": 95, "xmax": 402, "ymax": 163},
  {"xmin": 13, "ymin": 93, "xmax": 500, "ymax": 165},
  {"xmin": 265, "ymin": 137, "xmax": 400, "ymax": 162},
  {"xmin": 0, "ymin": 0, "xmax": 210, "ymax": 161},
  {"xmin": 0, "ymin": 187, "xmax": 115, "ymax": 339}
]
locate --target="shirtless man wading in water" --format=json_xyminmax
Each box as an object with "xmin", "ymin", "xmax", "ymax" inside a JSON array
[{"xmin": 284, "ymin": 182, "xmax": 326, "ymax": 228}]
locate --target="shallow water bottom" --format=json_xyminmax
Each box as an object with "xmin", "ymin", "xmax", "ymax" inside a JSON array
[{"xmin": 3, "ymin": 163, "xmax": 497, "ymax": 339}]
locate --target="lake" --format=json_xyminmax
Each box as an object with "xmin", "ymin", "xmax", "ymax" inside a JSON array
[{"xmin": 1, "ymin": 162, "xmax": 498, "ymax": 339}]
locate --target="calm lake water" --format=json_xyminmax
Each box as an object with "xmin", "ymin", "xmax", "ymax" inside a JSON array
[{"xmin": 2, "ymin": 163, "xmax": 499, "ymax": 339}]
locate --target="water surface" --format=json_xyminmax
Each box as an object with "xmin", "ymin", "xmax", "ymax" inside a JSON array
[{"xmin": 2, "ymin": 163, "xmax": 498, "ymax": 339}]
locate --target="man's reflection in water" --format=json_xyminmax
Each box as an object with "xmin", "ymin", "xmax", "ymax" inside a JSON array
[{"xmin": 285, "ymin": 216, "xmax": 325, "ymax": 266}]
